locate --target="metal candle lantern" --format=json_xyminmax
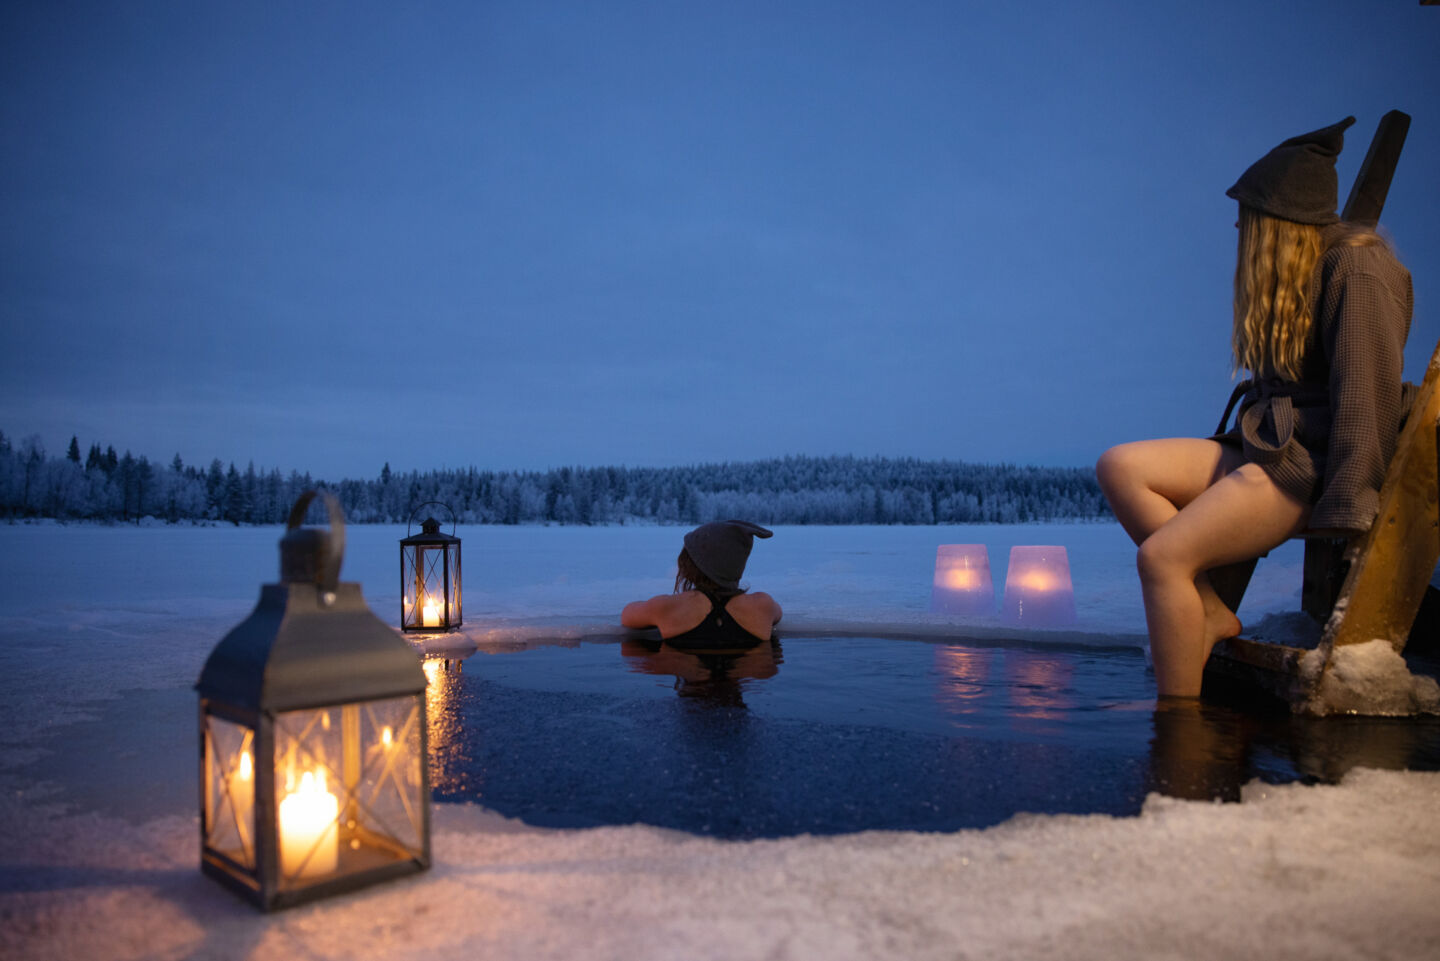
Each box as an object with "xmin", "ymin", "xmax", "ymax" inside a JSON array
[
  {"xmin": 930, "ymin": 544, "xmax": 995, "ymax": 615},
  {"xmin": 1001, "ymin": 545, "xmax": 1077, "ymax": 627},
  {"xmin": 400, "ymin": 502, "xmax": 461, "ymax": 632},
  {"xmin": 197, "ymin": 491, "xmax": 430, "ymax": 911}
]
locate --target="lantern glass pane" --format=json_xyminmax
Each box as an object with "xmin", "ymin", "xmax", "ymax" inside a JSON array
[
  {"xmin": 202, "ymin": 713, "xmax": 256, "ymax": 870},
  {"xmin": 273, "ymin": 696, "xmax": 425, "ymax": 891},
  {"xmin": 403, "ymin": 544, "xmax": 459, "ymax": 629},
  {"xmin": 445, "ymin": 543, "xmax": 461, "ymax": 624}
]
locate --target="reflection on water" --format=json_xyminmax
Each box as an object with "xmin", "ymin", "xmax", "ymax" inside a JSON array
[
  {"xmin": 1146, "ymin": 690, "xmax": 1440, "ymax": 802},
  {"xmin": 933, "ymin": 645, "xmax": 993, "ymax": 709},
  {"xmin": 418, "ymin": 635, "xmax": 1440, "ymax": 835},
  {"xmin": 620, "ymin": 637, "xmax": 783, "ymax": 708},
  {"xmin": 1146, "ymin": 699, "xmax": 1254, "ymax": 801},
  {"xmin": 933, "ymin": 645, "xmax": 1098, "ymax": 735},
  {"xmin": 1002, "ymin": 650, "xmax": 1076, "ymax": 724},
  {"xmin": 423, "ymin": 657, "xmax": 466, "ymax": 791}
]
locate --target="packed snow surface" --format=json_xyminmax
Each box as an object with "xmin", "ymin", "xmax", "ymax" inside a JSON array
[
  {"xmin": 1303, "ymin": 639, "xmax": 1440, "ymax": 717},
  {"xmin": 3, "ymin": 522, "xmax": 1438, "ymax": 960}
]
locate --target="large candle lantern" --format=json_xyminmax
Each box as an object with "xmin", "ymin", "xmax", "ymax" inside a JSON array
[
  {"xmin": 400, "ymin": 502, "xmax": 462, "ymax": 632},
  {"xmin": 197, "ymin": 491, "xmax": 430, "ymax": 911},
  {"xmin": 930, "ymin": 544, "xmax": 995, "ymax": 615},
  {"xmin": 1001, "ymin": 545, "xmax": 1077, "ymax": 627}
]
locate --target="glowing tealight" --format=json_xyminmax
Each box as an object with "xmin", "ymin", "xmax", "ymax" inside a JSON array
[
  {"xmin": 1001, "ymin": 546, "xmax": 1077, "ymax": 627},
  {"xmin": 930, "ymin": 545, "xmax": 994, "ymax": 616},
  {"xmin": 945, "ymin": 568, "xmax": 978, "ymax": 590}
]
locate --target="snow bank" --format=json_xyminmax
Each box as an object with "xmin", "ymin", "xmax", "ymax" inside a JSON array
[
  {"xmin": 2, "ymin": 767, "xmax": 1438, "ymax": 961},
  {"xmin": 1302, "ymin": 640, "xmax": 1440, "ymax": 717}
]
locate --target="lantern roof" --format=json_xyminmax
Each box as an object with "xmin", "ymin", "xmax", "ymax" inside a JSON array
[
  {"xmin": 400, "ymin": 516, "xmax": 460, "ymax": 546},
  {"xmin": 197, "ymin": 581, "xmax": 424, "ymax": 712},
  {"xmin": 198, "ymin": 491, "xmax": 424, "ymax": 712}
]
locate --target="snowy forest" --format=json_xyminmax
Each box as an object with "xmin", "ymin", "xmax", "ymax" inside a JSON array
[{"xmin": 0, "ymin": 431, "xmax": 1111, "ymax": 526}]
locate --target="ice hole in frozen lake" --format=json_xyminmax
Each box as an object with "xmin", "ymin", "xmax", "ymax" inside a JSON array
[{"xmin": 421, "ymin": 633, "xmax": 1440, "ymax": 839}]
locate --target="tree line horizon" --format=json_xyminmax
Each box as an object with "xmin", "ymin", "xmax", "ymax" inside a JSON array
[{"xmin": 0, "ymin": 429, "xmax": 1112, "ymax": 527}]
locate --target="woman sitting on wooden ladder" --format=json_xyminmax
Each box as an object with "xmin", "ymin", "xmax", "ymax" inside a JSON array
[{"xmin": 1096, "ymin": 116, "xmax": 1413, "ymax": 697}]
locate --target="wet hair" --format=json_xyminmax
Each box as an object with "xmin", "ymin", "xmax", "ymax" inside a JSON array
[{"xmin": 674, "ymin": 548, "xmax": 744, "ymax": 597}]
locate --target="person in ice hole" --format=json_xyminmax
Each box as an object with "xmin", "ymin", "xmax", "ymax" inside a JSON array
[
  {"xmin": 1096, "ymin": 116, "xmax": 1413, "ymax": 697},
  {"xmin": 621, "ymin": 520, "xmax": 782, "ymax": 646}
]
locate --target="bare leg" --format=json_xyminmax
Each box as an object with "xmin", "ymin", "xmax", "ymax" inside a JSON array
[
  {"xmin": 1096, "ymin": 439, "xmax": 1248, "ymax": 648},
  {"xmin": 1136, "ymin": 463, "xmax": 1308, "ymax": 696},
  {"xmin": 1096, "ymin": 438, "xmax": 1242, "ymax": 545}
]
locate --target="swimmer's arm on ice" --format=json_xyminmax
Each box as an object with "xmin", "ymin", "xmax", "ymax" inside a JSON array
[
  {"xmin": 749, "ymin": 592, "xmax": 783, "ymax": 626},
  {"xmin": 621, "ymin": 594, "xmax": 677, "ymax": 630}
]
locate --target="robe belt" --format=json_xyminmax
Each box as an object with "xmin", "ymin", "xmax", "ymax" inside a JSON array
[{"xmin": 1215, "ymin": 378, "xmax": 1329, "ymax": 466}]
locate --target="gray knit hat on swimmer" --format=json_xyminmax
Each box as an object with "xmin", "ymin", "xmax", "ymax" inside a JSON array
[
  {"xmin": 683, "ymin": 520, "xmax": 773, "ymax": 590},
  {"xmin": 1226, "ymin": 116, "xmax": 1354, "ymax": 225}
]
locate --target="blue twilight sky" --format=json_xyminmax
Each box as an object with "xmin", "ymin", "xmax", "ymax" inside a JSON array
[{"xmin": 2, "ymin": 1, "xmax": 1438, "ymax": 479}]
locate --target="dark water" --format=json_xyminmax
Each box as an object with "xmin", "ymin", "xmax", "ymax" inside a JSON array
[{"xmin": 425, "ymin": 635, "xmax": 1440, "ymax": 839}]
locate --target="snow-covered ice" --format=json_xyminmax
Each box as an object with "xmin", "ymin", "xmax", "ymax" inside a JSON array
[{"xmin": 2, "ymin": 521, "xmax": 1438, "ymax": 960}]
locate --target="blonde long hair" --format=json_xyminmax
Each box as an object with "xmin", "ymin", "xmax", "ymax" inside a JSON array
[{"xmin": 1231, "ymin": 207, "xmax": 1387, "ymax": 379}]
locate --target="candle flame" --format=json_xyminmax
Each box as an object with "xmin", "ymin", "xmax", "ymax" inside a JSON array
[
  {"xmin": 237, "ymin": 750, "xmax": 253, "ymax": 781},
  {"xmin": 381, "ymin": 726, "xmax": 393, "ymax": 748},
  {"xmin": 1019, "ymin": 571, "xmax": 1054, "ymax": 591},
  {"xmin": 944, "ymin": 568, "xmax": 978, "ymax": 590},
  {"xmin": 297, "ymin": 767, "xmax": 329, "ymax": 796}
]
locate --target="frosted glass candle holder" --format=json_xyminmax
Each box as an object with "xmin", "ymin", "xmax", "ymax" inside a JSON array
[
  {"xmin": 1001, "ymin": 546, "xmax": 1077, "ymax": 626},
  {"xmin": 930, "ymin": 545, "xmax": 994, "ymax": 615}
]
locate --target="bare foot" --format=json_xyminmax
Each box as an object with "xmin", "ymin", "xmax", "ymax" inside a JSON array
[{"xmin": 1197, "ymin": 575, "xmax": 1242, "ymax": 660}]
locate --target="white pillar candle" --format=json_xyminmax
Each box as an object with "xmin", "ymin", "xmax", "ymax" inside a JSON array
[
  {"xmin": 278, "ymin": 769, "xmax": 339, "ymax": 879},
  {"xmin": 421, "ymin": 596, "xmax": 441, "ymax": 627}
]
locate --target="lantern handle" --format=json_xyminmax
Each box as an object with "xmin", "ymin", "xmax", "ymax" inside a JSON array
[
  {"xmin": 406, "ymin": 500, "xmax": 458, "ymax": 537},
  {"xmin": 286, "ymin": 489, "xmax": 345, "ymax": 591}
]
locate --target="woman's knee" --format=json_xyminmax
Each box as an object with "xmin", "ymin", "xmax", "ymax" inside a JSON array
[
  {"xmin": 1095, "ymin": 443, "xmax": 1139, "ymax": 497},
  {"xmin": 1136, "ymin": 528, "xmax": 1196, "ymax": 584}
]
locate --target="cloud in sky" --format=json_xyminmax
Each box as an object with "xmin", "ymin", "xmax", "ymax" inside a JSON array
[{"xmin": 2, "ymin": 1, "xmax": 1437, "ymax": 477}]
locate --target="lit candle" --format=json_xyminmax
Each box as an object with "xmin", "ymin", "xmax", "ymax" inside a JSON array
[
  {"xmin": 278, "ymin": 769, "xmax": 339, "ymax": 879},
  {"xmin": 421, "ymin": 596, "xmax": 441, "ymax": 628},
  {"xmin": 230, "ymin": 749, "xmax": 254, "ymax": 836},
  {"xmin": 930, "ymin": 545, "xmax": 994, "ymax": 615},
  {"xmin": 1001, "ymin": 545, "xmax": 1077, "ymax": 626},
  {"xmin": 945, "ymin": 567, "xmax": 978, "ymax": 590}
]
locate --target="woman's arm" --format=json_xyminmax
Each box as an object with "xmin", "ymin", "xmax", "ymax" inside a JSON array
[
  {"xmin": 1311, "ymin": 245, "xmax": 1413, "ymax": 534},
  {"xmin": 758, "ymin": 592, "xmax": 783, "ymax": 626},
  {"xmin": 621, "ymin": 595, "xmax": 670, "ymax": 630}
]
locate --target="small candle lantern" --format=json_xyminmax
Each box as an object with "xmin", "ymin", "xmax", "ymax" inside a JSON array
[
  {"xmin": 197, "ymin": 491, "xmax": 430, "ymax": 911},
  {"xmin": 930, "ymin": 544, "xmax": 994, "ymax": 615},
  {"xmin": 1001, "ymin": 545, "xmax": 1077, "ymax": 627},
  {"xmin": 400, "ymin": 502, "xmax": 462, "ymax": 632}
]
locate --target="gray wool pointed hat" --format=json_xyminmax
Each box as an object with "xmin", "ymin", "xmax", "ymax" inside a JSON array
[
  {"xmin": 683, "ymin": 520, "xmax": 773, "ymax": 590},
  {"xmin": 1226, "ymin": 116, "xmax": 1355, "ymax": 225}
]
